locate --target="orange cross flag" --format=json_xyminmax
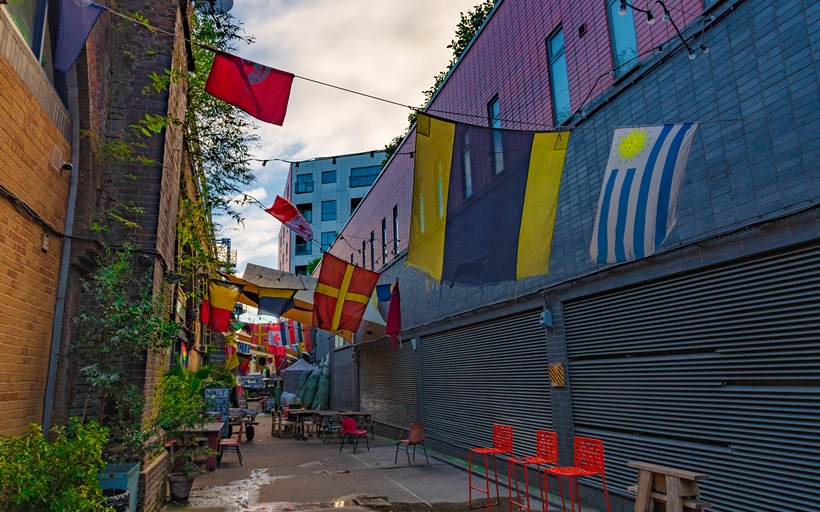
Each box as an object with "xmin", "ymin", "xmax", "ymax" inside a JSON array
[{"xmin": 313, "ymin": 253, "xmax": 380, "ymax": 332}]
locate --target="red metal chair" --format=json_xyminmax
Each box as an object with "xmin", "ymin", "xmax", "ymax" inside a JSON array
[
  {"xmin": 468, "ymin": 424, "xmax": 514, "ymax": 511},
  {"xmin": 544, "ymin": 436, "xmax": 611, "ymax": 512},
  {"xmin": 218, "ymin": 422, "xmax": 244, "ymax": 467},
  {"xmin": 339, "ymin": 417, "xmax": 369, "ymax": 453},
  {"xmin": 508, "ymin": 430, "xmax": 558, "ymax": 512}
]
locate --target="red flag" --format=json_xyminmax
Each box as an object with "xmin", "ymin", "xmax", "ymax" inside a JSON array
[
  {"xmin": 266, "ymin": 195, "xmax": 313, "ymax": 241},
  {"xmin": 205, "ymin": 51, "xmax": 294, "ymax": 125},
  {"xmin": 302, "ymin": 324, "xmax": 312, "ymax": 352},
  {"xmin": 386, "ymin": 281, "xmax": 401, "ymax": 352},
  {"xmin": 314, "ymin": 253, "xmax": 380, "ymax": 332}
]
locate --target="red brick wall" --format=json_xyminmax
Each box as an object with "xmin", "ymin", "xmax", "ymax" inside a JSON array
[
  {"xmin": 0, "ymin": 50, "xmax": 71, "ymax": 434},
  {"xmin": 331, "ymin": 0, "xmax": 705, "ymax": 269}
]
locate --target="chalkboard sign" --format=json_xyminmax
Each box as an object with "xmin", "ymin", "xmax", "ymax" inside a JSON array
[
  {"xmin": 208, "ymin": 350, "xmax": 226, "ymax": 365},
  {"xmin": 204, "ymin": 387, "xmax": 230, "ymax": 422}
]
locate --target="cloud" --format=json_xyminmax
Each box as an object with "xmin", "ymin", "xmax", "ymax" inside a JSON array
[{"xmin": 222, "ymin": 0, "xmax": 480, "ymax": 272}]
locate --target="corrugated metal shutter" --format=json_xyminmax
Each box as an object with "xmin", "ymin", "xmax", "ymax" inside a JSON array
[
  {"xmin": 330, "ymin": 345, "xmax": 356, "ymax": 411},
  {"xmin": 421, "ymin": 310, "xmax": 552, "ymax": 456},
  {"xmin": 563, "ymin": 243, "xmax": 820, "ymax": 512},
  {"xmin": 358, "ymin": 340, "xmax": 418, "ymax": 427}
]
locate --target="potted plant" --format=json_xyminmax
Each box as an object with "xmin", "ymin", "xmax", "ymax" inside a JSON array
[{"xmin": 156, "ymin": 365, "xmax": 220, "ymax": 501}]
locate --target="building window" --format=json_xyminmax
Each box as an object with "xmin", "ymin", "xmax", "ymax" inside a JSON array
[
  {"xmin": 295, "ymin": 236, "xmax": 311, "ymax": 255},
  {"xmin": 488, "ymin": 95, "xmax": 504, "ymax": 173},
  {"xmin": 295, "ymin": 265, "xmax": 308, "ymax": 275},
  {"xmin": 295, "ymin": 173, "xmax": 314, "ymax": 193},
  {"xmin": 547, "ymin": 26, "xmax": 572, "ymax": 125},
  {"xmin": 362, "ymin": 240, "xmax": 366, "ymax": 267},
  {"xmin": 322, "ymin": 170, "xmax": 337, "ymax": 184},
  {"xmin": 351, "ymin": 197, "xmax": 362, "ymax": 212},
  {"xmin": 350, "ymin": 166, "xmax": 380, "ymax": 187},
  {"xmin": 463, "ymin": 132, "xmax": 473, "ymax": 198},
  {"xmin": 297, "ymin": 203, "xmax": 312, "ymax": 223},
  {"xmin": 321, "ymin": 200, "xmax": 337, "ymax": 221},
  {"xmin": 370, "ymin": 231, "xmax": 375, "ymax": 270},
  {"xmin": 381, "ymin": 218, "xmax": 387, "ymax": 263},
  {"xmin": 607, "ymin": 0, "xmax": 639, "ymax": 75},
  {"xmin": 4, "ymin": 0, "xmax": 48, "ymax": 58},
  {"xmin": 321, "ymin": 231, "xmax": 337, "ymax": 252},
  {"xmin": 393, "ymin": 205, "xmax": 399, "ymax": 254}
]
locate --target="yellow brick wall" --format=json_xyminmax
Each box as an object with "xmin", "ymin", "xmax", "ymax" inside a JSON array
[{"xmin": 0, "ymin": 51, "xmax": 71, "ymax": 434}]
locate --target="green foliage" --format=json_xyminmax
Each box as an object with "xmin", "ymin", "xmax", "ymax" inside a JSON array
[
  {"xmin": 72, "ymin": 245, "xmax": 178, "ymax": 463},
  {"xmin": 186, "ymin": 10, "xmax": 259, "ymax": 223},
  {"xmin": 202, "ymin": 362, "xmax": 237, "ymax": 388},
  {"xmin": 306, "ymin": 257, "xmax": 322, "ymax": 275},
  {"xmin": 0, "ymin": 419, "xmax": 112, "ymax": 512},
  {"xmin": 155, "ymin": 367, "xmax": 218, "ymax": 477},
  {"xmin": 385, "ymin": 0, "xmax": 496, "ymax": 165},
  {"xmin": 380, "ymin": 135, "xmax": 405, "ymax": 169}
]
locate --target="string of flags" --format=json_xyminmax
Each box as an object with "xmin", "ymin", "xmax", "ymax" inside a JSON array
[{"xmin": 60, "ymin": 1, "xmax": 704, "ymax": 357}]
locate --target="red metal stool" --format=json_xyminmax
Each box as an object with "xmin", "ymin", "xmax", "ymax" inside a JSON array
[
  {"xmin": 544, "ymin": 436, "xmax": 611, "ymax": 512},
  {"xmin": 508, "ymin": 457, "xmax": 531, "ymax": 511},
  {"xmin": 468, "ymin": 424, "xmax": 514, "ymax": 511},
  {"xmin": 518, "ymin": 431, "xmax": 558, "ymax": 512}
]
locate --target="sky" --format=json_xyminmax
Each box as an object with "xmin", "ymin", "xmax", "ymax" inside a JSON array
[{"xmin": 217, "ymin": 0, "xmax": 481, "ymax": 275}]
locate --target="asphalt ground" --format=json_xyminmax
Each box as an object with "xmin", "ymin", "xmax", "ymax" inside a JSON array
[{"xmin": 163, "ymin": 415, "xmax": 590, "ymax": 512}]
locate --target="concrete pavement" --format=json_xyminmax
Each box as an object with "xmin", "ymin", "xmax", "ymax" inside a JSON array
[{"xmin": 163, "ymin": 415, "xmax": 593, "ymax": 512}]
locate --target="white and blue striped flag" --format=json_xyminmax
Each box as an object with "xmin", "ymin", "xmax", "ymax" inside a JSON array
[{"xmin": 590, "ymin": 124, "xmax": 698, "ymax": 264}]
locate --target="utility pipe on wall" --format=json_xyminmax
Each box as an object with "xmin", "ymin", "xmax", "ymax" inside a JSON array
[{"xmin": 43, "ymin": 66, "xmax": 80, "ymax": 432}]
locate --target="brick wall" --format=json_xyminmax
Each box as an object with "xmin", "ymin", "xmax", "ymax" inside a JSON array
[
  {"xmin": 0, "ymin": 12, "xmax": 72, "ymax": 434},
  {"xmin": 138, "ymin": 449, "xmax": 169, "ymax": 512}
]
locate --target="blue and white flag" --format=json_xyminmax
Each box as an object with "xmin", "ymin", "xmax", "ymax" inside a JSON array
[
  {"xmin": 590, "ymin": 124, "xmax": 698, "ymax": 264},
  {"xmin": 54, "ymin": 0, "xmax": 105, "ymax": 72}
]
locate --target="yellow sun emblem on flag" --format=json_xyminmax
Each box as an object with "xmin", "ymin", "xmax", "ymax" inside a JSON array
[{"xmin": 615, "ymin": 128, "xmax": 651, "ymax": 162}]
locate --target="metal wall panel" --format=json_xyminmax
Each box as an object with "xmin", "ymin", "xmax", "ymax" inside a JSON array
[
  {"xmin": 358, "ymin": 340, "xmax": 418, "ymax": 427},
  {"xmin": 563, "ymin": 243, "xmax": 820, "ymax": 512},
  {"xmin": 421, "ymin": 310, "xmax": 552, "ymax": 456},
  {"xmin": 330, "ymin": 345, "xmax": 356, "ymax": 411}
]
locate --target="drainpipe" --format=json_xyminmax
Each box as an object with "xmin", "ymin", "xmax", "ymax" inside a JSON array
[{"xmin": 43, "ymin": 66, "xmax": 80, "ymax": 432}]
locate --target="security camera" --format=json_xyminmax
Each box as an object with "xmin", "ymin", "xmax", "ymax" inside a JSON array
[{"xmin": 61, "ymin": 162, "xmax": 73, "ymax": 171}]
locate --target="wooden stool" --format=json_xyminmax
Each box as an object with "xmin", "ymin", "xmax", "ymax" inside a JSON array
[{"xmin": 627, "ymin": 462, "xmax": 710, "ymax": 512}]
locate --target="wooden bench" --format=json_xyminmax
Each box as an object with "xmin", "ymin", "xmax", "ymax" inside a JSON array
[{"xmin": 627, "ymin": 461, "xmax": 711, "ymax": 512}]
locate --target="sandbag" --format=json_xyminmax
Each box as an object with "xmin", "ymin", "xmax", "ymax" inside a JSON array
[
  {"xmin": 301, "ymin": 368, "xmax": 321, "ymax": 408},
  {"xmin": 311, "ymin": 372, "xmax": 330, "ymax": 410}
]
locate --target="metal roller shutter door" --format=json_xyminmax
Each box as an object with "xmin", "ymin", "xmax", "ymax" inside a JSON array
[
  {"xmin": 421, "ymin": 310, "xmax": 552, "ymax": 456},
  {"xmin": 563, "ymin": 243, "xmax": 820, "ymax": 512},
  {"xmin": 358, "ymin": 341, "xmax": 418, "ymax": 427},
  {"xmin": 331, "ymin": 345, "xmax": 356, "ymax": 411}
]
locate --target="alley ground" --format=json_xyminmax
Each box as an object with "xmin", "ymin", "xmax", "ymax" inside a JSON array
[{"xmin": 163, "ymin": 415, "xmax": 598, "ymax": 512}]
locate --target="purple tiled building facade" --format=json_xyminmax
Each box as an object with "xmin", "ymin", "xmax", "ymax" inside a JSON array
[{"xmin": 323, "ymin": 1, "xmax": 820, "ymax": 511}]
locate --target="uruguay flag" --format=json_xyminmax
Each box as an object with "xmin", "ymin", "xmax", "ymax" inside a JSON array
[{"xmin": 590, "ymin": 124, "xmax": 698, "ymax": 264}]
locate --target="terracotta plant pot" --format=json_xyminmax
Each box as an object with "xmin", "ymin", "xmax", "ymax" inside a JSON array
[{"xmin": 167, "ymin": 473, "xmax": 195, "ymax": 501}]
